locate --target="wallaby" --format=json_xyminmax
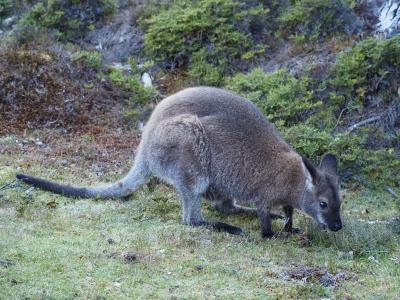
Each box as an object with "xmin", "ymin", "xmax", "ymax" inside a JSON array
[{"xmin": 17, "ymin": 87, "xmax": 342, "ymax": 237}]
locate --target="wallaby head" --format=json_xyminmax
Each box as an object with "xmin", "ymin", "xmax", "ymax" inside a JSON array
[{"xmin": 300, "ymin": 154, "xmax": 342, "ymax": 231}]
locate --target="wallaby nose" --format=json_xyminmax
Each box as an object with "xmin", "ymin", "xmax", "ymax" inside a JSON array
[{"xmin": 332, "ymin": 222, "xmax": 342, "ymax": 231}]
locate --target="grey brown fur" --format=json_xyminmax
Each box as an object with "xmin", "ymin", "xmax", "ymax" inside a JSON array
[{"xmin": 17, "ymin": 87, "xmax": 342, "ymax": 237}]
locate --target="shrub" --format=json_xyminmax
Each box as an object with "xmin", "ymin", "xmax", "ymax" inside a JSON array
[
  {"xmin": 278, "ymin": 0, "xmax": 360, "ymax": 43},
  {"xmin": 18, "ymin": 0, "xmax": 117, "ymax": 40},
  {"xmin": 226, "ymin": 68, "xmax": 318, "ymax": 126},
  {"xmin": 71, "ymin": 50, "xmax": 102, "ymax": 69},
  {"xmin": 225, "ymin": 66, "xmax": 400, "ymax": 188},
  {"xmin": 142, "ymin": 0, "xmax": 269, "ymax": 82},
  {"xmin": 332, "ymin": 36, "xmax": 400, "ymax": 106},
  {"xmin": 107, "ymin": 58, "xmax": 158, "ymax": 117},
  {"xmin": 0, "ymin": 0, "xmax": 12, "ymax": 21}
]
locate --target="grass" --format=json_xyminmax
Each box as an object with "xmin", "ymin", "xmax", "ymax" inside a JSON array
[{"xmin": 1, "ymin": 148, "xmax": 399, "ymax": 299}]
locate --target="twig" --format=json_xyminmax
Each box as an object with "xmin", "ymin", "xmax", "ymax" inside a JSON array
[
  {"xmin": 0, "ymin": 180, "xmax": 20, "ymax": 191},
  {"xmin": 333, "ymin": 107, "xmax": 347, "ymax": 131},
  {"xmin": 385, "ymin": 187, "xmax": 399, "ymax": 199},
  {"xmin": 346, "ymin": 116, "xmax": 381, "ymax": 132}
]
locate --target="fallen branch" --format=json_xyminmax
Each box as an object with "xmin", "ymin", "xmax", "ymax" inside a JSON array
[
  {"xmin": 346, "ymin": 116, "xmax": 381, "ymax": 133},
  {"xmin": 385, "ymin": 187, "xmax": 399, "ymax": 199}
]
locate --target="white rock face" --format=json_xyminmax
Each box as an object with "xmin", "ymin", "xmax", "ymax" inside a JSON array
[{"xmin": 376, "ymin": 0, "xmax": 400, "ymax": 36}]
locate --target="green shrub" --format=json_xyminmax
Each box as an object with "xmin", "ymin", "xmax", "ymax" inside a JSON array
[
  {"xmin": 71, "ymin": 50, "xmax": 102, "ymax": 69},
  {"xmin": 142, "ymin": 0, "xmax": 269, "ymax": 81},
  {"xmin": 107, "ymin": 58, "xmax": 158, "ymax": 118},
  {"xmin": 0, "ymin": 0, "xmax": 12, "ymax": 20},
  {"xmin": 225, "ymin": 66, "xmax": 399, "ymax": 188},
  {"xmin": 278, "ymin": 0, "xmax": 359, "ymax": 43},
  {"xmin": 226, "ymin": 68, "xmax": 318, "ymax": 126},
  {"xmin": 332, "ymin": 36, "xmax": 400, "ymax": 105},
  {"xmin": 18, "ymin": 0, "xmax": 117, "ymax": 40}
]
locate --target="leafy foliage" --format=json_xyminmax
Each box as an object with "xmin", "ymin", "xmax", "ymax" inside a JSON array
[
  {"xmin": 18, "ymin": 0, "xmax": 117, "ymax": 40},
  {"xmin": 225, "ymin": 63, "xmax": 400, "ymax": 188},
  {"xmin": 226, "ymin": 68, "xmax": 318, "ymax": 126},
  {"xmin": 71, "ymin": 50, "xmax": 103, "ymax": 69},
  {"xmin": 142, "ymin": 0, "xmax": 269, "ymax": 83},
  {"xmin": 278, "ymin": 0, "xmax": 360, "ymax": 43},
  {"xmin": 107, "ymin": 58, "xmax": 158, "ymax": 118},
  {"xmin": 332, "ymin": 36, "xmax": 400, "ymax": 106},
  {"xmin": 0, "ymin": 0, "xmax": 12, "ymax": 20}
]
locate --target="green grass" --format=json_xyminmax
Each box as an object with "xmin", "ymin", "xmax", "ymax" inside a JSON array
[{"xmin": 1, "ymin": 154, "xmax": 399, "ymax": 299}]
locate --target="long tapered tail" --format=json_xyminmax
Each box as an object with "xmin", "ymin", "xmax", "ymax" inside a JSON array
[{"xmin": 16, "ymin": 161, "xmax": 149, "ymax": 199}]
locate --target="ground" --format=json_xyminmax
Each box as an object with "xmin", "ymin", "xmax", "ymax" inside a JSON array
[{"xmin": 0, "ymin": 129, "xmax": 399, "ymax": 299}]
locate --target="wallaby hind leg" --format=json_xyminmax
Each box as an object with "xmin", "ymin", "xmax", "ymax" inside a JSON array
[
  {"xmin": 178, "ymin": 186, "xmax": 244, "ymax": 235},
  {"xmin": 147, "ymin": 114, "xmax": 244, "ymax": 235}
]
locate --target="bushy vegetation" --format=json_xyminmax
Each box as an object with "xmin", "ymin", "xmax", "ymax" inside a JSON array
[
  {"xmin": 142, "ymin": 0, "xmax": 269, "ymax": 83},
  {"xmin": 226, "ymin": 68, "xmax": 318, "ymax": 127},
  {"xmin": 226, "ymin": 36, "xmax": 400, "ymax": 188},
  {"xmin": 278, "ymin": 0, "xmax": 360, "ymax": 44},
  {"xmin": 332, "ymin": 36, "xmax": 400, "ymax": 107},
  {"xmin": 0, "ymin": 0, "xmax": 12, "ymax": 21},
  {"xmin": 17, "ymin": 0, "xmax": 117, "ymax": 40},
  {"xmin": 107, "ymin": 58, "xmax": 158, "ymax": 118}
]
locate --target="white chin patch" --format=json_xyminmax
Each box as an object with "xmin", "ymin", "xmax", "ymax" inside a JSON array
[{"xmin": 317, "ymin": 212, "xmax": 327, "ymax": 227}]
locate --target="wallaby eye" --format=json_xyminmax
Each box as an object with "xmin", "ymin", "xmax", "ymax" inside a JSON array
[{"xmin": 319, "ymin": 201, "xmax": 328, "ymax": 209}]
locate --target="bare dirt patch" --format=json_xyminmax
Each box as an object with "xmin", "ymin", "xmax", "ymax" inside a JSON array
[{"xmin": 283, "ymin": 265, "xmax": 351, "ymax": 287}]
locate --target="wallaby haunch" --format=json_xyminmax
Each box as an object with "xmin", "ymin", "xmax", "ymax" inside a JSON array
[{"xmin": 17, "ymin": 87, "xmax": 342, "ymax": 237}]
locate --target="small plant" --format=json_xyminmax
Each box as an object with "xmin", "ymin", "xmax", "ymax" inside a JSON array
[
  {"xmin": 107, "ymin": 57, "xmax": 158, "ymax": 118},
  {"xmin": 71, "ymin": 50, "xmax": 102, "ymax": 69}
]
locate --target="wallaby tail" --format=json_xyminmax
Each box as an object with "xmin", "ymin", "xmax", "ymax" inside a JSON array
[{"xmin": 16, "ymin": 161, "xmax": 149, "ymax": 199}]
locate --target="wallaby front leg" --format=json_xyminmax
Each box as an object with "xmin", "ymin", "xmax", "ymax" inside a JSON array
[
  {"xmin": 283, "ymin": 205, "xmax": 301, "ymax": 234},
  {"xmin": 258, "ymin": 210, "xmax": 275, "ymax": 238}
]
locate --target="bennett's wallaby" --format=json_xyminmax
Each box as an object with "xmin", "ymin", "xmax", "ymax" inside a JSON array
[{"xmin": 17, "ymin": 87, "xmax": 342, "ymax": 237}]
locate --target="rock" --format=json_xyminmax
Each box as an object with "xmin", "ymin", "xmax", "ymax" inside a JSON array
[
  {"xmin": 84, "ymin": 21, "xmax": 143, "ymax": 63},
  {"xmin": 141, "ymin": 72, "xmax": 153, "ymax": 88},
  {"xmin": 2, "ymin": 16, "xmax": 17, "ymax": 28}
]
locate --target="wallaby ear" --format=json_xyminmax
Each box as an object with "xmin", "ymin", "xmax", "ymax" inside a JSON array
[
  {"xmin": 301, "ymin": 156, "xmax": 319, "ymax": 184},
  {"xmin": 319, "ymin": 153, "xmax": 338, "ymax": 177}
]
